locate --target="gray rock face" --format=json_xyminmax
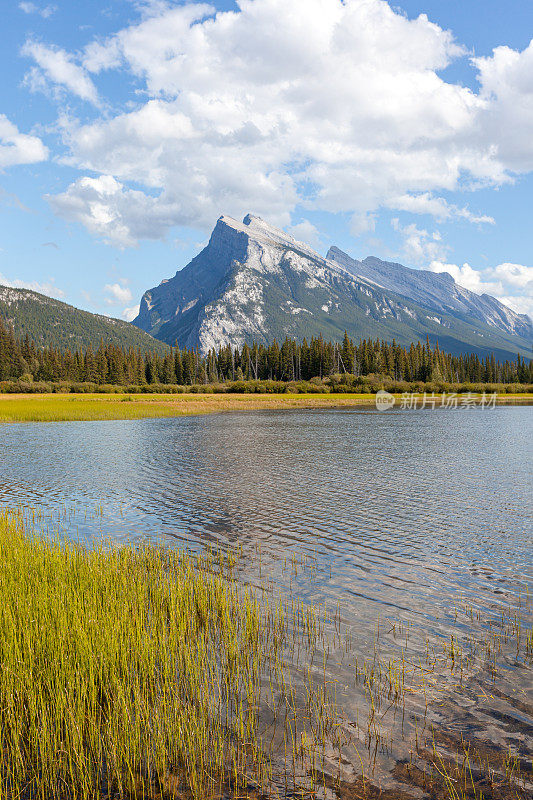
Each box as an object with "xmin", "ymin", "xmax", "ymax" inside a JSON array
[
  {"xmin": 327, "ymin": 247, "xmax": 533, "ymax": 340},
  {"xmin": 133, "ymin": 214, "xmax": 532, "ymax": 361}
]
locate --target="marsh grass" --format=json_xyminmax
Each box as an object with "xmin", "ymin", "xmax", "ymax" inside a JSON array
[
  {"xmin": 0, "ymin": 392, "xmax": 391, "ymax": 423},
  {"xmin": 1, "ymin": 506, "xmax": 531, "ymax": 800},
  {"xmin": 0, "ymin": 393, "xmax": 380, "ymax": 423},
  {"xmin": 0, "ymin": 395, "xmax": 190, "ymax": 422},
  {"xmin": 0, "ymin": 509, "xmax": 345, "ymax": 799},
  {"xmin": 1, "ymin": 392, "xmax": 532, "ymax": 423}
]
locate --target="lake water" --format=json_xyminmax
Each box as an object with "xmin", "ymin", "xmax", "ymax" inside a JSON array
[{"xmin": 1, "ymin": 406, "xmax": 532, "ymax": 794}]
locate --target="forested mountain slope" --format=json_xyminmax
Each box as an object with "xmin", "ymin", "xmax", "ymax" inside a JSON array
[{"xmin": 0, "ymin": 286, "xmax": 169, "ymax": 354}]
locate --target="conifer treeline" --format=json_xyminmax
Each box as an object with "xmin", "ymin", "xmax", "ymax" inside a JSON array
[{"xmin": 0, "ymin": 318, "xmax": 531, "ymax": 386}]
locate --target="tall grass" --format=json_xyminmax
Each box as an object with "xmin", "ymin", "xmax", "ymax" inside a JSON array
[
  {"xmin": 1, "ymin": 391, "xmax": 531, "ymax": 424},
  {"xmin": 1, "ymin": 508, "xmax": 531, "ymax": 799},
  {"xmin": 0, "ymin": 396, "xmax": 191, "ymax": 422},
  {"xmin": 0, "ymin": 509, "xmax": 340, "ymax": 799},
  {"xmin": 0, "ymin": 393, "xmax": 377, "ymax": 423}
]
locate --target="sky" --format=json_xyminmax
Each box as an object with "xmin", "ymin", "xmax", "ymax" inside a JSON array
[{"xmin": 0, "ymin": 0, "xmax": 532, "ymax": 322}]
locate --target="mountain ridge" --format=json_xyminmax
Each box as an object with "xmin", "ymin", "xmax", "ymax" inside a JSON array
[
  {"xmin": 326, "ymin": 246, "xmax": 531, "ymax": 339},
  {"xmin": 0, "ymin": 285, "xmax": 170, "ymax": 354},
  {"xmin": 133, "ymin": 213, "xmax": 532, "ymax": 361}
]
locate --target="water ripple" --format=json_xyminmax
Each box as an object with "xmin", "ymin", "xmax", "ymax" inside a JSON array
[{"xmin": 0, "ymin": 407, "xmax": 531, "ymax": 633}]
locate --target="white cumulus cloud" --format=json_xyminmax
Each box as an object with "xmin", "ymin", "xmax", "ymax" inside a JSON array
[
  {"xmin": 104, "ymin": 282, "xmax": 133, "ymax": 305},
  {"xmin": 392, "ymin": 219, "xmax": 449, "ymax": 264},
  {"xmin": 390, "ymin": 193, "xmax": 494, "ymax": 225},
  {"xmin": 40, "ymin": 0, "xmax": 524, "ymax": 246},
  {"xmin": 121, "ymin": 304, "xmax": 140, "ymax": 322},
  {"xmin": 0, "ymin": 114, "xmax": 48, "ymax": 168},
  {"xmin": 473, "ymin": 39, "xmax": 533, "ymax": 173},
  {"xmin": 22, "ymin": 40, "xmax": 99, "ymax": 104},
  {"xmin": 47, "ymin": 174, "xmax": 209, "ymax": 247},
  {"xmin": 286, "ymin": 220, "xmax": 322, "ymax": 250},
  {"xmin": 493, "ymin": 262, "xmax": 533, "ymax": 289},
  {"xmin": 13, "ymin": 0, "xmax": 530, "ymax": 301},
  {"xmin": 428, "ymin": 261, "xmax": 499, "ymax": 294}
]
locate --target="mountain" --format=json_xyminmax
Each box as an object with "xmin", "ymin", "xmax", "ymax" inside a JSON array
[
  {"xmin": 327, "ymin": 247, "xmax": 532, "ymax": 341},
  {"xmin": 0, "ymin": 286, "xmax": 169, "ymax": 354},
  {"xmin": 133, "ymin": 214, "xmax": 532, "ymax": 361}
]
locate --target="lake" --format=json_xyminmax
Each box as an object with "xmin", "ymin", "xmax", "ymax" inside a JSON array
[{"xmin": 1, "ymin": 406, "xmax": 532, "ymax": 795}]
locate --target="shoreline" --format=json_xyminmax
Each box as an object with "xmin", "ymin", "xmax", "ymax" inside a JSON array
[
  {"xmin": 1, "ymin": 391, "xmax": 532, "ymax": 422},
  {"xmin": 2, "ymin": 506, "xmax": 532, "ymax": 799}
]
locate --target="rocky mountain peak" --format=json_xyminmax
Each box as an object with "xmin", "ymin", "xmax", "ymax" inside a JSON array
[
  {"xmin": 133, "ymin": 213, "xmax": 532, "ymax": 360},
  {"xmin": 242, "ymin": 213, "xmax": 263, "ymax": 226},
  {"xmin": 214, "ymin": 213, "xmax": 278, "ymax": 240},
  {"xmin": 212, "ymin": 213, "xmax": 323, "ymax": 263}
]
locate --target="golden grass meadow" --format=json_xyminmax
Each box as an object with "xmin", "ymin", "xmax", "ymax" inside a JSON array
[{"xmin": 1, "ymin": 391, "xmax": 532, "ymax": 422}]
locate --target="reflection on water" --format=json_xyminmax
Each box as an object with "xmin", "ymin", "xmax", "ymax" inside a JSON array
[
  {"xmin": 1, "ymin": 407, "xmax": 532, "ymax": 794},
  {"xmin": 1, "ymin": 408, "xmax": 531, "ymax": 613}
]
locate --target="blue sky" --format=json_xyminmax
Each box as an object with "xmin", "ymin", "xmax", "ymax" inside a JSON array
[{"xmin": 1, "ymin": 0, "xmax": 532, "ymax": 320}]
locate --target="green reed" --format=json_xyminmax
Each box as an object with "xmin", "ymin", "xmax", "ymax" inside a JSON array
[
  {"xmin": 0, "ymin": 509, "xmax": 343, "ymax": 799},
  {"xmin": 2, "ymin": 506, "xmax": 531, "ymax": 800}
]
